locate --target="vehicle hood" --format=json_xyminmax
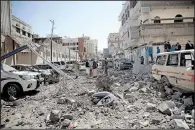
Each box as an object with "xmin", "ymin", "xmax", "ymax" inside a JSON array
[
  {"xmin": 12, "ymin": 71, "xmax": 41, "ymax": 76},
  {"xmin": 38, "ymin": 69, "xmax": 52, "ymax": 75}
]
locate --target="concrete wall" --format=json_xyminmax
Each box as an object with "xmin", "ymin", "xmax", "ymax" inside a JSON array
[{"xmin": 1, "ymin": 1, "xmax": 12, "ymax": 35}]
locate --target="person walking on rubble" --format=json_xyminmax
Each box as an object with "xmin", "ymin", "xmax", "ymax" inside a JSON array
[
  {"xmin": 85, "ymin": 60, "xmax": 90, "ymax": 76},
  {"xmin": 92, "ymin": 59, "xmax": 98, "ymax": 78},
  {"xmin": 73, "ymin": 61, "xmax": 80, "ymax": 79},
  {"xmin": 104, "ymin": 58, "xmax": 108, "ymax": 76}
]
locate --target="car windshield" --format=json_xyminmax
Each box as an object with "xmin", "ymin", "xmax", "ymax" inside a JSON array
[
  {"xmin": 1, "ymin": 64, "xmax": 17, "ymax": 72},
  {"xmin": 35, "ymin": 65, "xmax": 52, "ymax": 70}
]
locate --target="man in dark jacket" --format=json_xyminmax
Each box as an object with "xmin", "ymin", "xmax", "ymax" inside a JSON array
[
  {"xmin": 185, "ymin": 41, "xmax": 191, "ymax": 50},
  {"xmin": 167, "ymin": 42, "xmax": 171, "ymax": 52},
  {"xmin": 175, "ymin": 42, "xmax": 181, "ymax": 51}
]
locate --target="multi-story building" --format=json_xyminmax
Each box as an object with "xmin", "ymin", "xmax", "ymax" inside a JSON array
[
  {"xmin": 107, "ymin": 33, "xmax": 121, "ymax": 58},
  {"xmin": 12, "ymin": 15, "xmax": 33, "ymax": 41},
  {"xmin": 103, "ymin": 48, "xmax": 109, "ymax": 58},
  {"xmin": 85, "ymin": 39, "xmax": 98, "ymax": 60},
  {"xmin": 62, "ymin": 36, "xmax": 86, "ymax": 60},
  {"xmin": 118, "ymin": 1, "xmax": 194, "ymax": 74}
]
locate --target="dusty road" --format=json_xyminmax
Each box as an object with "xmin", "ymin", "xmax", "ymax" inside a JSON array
[{"xmin": 1, "ymin": 69, "xmax": 194, "ymax": 129}]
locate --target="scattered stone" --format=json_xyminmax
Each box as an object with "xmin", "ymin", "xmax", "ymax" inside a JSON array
[
  {"xmin": 164, "ymin": 86, "xmax": 173, "ymax": 95},
  {"xmin": 150, "ymin": 118, "xmax": 161, "ymax": 125},
  {"xmin": 57, "ymin": 97, "xmax": 66, "ymax": 104},
  {"xmin": 49, "ymin": 110, "xmax": 61, "ymax": 122},
  {"xmin": 185, "ymin": 114, "xmax": 192, "ymax": 123},
  {"xmin": 172, "ymin": 91, "xmax": 182, "ymax": 100},
  {"xmin": 171, "ymin": 115, "xmax": 185, "ymax": 120},
  {"xmin": 60, "ymin": 119, "xmax": 71, "ymax": 129},
  {"xmin": 5, "ymin": 119, "xmax": 9, "ymax": 122},
  {"xmin": 129, "ymin": 87, "xmax": 138, "ymax": 92},
  {"xmin": 140, "ymin": 120, "xmax": 149, "ymax": 127},
  {"xmin": 158, "ymin": 101, "xmax": 175, "ymax": 115},
  {"xmin": 143, "ymin": 112, "xmax": 150, "ymax": 118},
  {"xmin": 146, "ymin": 103, "xmax": 157, "ymax": 112},
  {"xmin": 124, "ymin": 116, "xmax": 129, "ymax": 120},
  {"xmin": 192, "ymin": 109, "xmax": 194, "ymax": 120},
  {"xmin": 62, "ymin": 114, "xmax": 73, "ymax": 120},
  {"xmin": 139, "ymin": 88, "xmax": 148, "ymax": 93},
  {"xmin": 173, "ymin": 119, "xmax": 189, "ymax": 129},
  {"xmin": 87, "ymin": 90, "xmax": 96, "ymax": 96},
  {"xmin": 183, "ymin": 96, "xmax": 193, "ymax": 106}
]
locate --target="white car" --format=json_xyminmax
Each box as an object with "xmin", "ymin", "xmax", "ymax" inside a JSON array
[
  {"xmin": 1, "ymin": 64, "xmax": 40, "ymax": 98},
  {"xmin": 79, "ymin": 61, "xmax": 86, "ymax": 71},
  {"xmin": 65, "ymin": 61, "xmax": 77, "ymax": 71}
]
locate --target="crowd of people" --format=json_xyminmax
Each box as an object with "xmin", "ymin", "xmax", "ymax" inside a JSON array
[{"xmin": 162, "ymin": 40, "xmax": 194, "ymax": 53}]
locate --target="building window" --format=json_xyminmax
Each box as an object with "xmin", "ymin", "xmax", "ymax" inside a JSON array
[
  {"xmin": 174, "ymin": 14, "xmax": 183, "ymax": 23},
  {"xmin": 22, "ymin": 30, "xmax": 26, "ymax": 36},
  {"xmin": 77, "ymin": 42, "xmax": 79, "ymax": 45},
  {"xmin": 28, "ymin": 33, "xmax": 31, "ymax": 38},
  {"xmin": 16, "ymin": 23, "xmax": 20, "ymax": 27},
  {"xmin": 23, "ymin": 27, "xmax": 25, "ymax": 30},
  {"xmin": 154, "ymin": 16, "xmax": 161, "ymax": 23},
  {"xmin": 77, "ymin": 47, "xmax": 79, "ymax": 50},
  {"xmin": 16, "ymin": 27, "xmax": 20, "ymax": 33}
]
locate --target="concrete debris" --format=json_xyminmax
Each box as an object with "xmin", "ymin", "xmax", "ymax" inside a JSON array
[
  {"xmin": 183, "ymin": 96, "xmax": 193, "ymax": 106},
  {"xmin": 49, "ymin": 110, "xmax": 61, "ymax": 122},
  {"xmin": 192, "ymin": 109, "xmax": 194, "ymax": 120},
  {"xmin": 1, "ymin": 69, "xmax": 194, "ymax": 129},
  {"xmin": 164, "ymin": 86, "xmax": 173, "ymax": 95},
  {"xmin": 173, "ymin": 119, "xmax": 190, "ymax": 129},
  {"xmin": 146, "ymin": 103, "xmax": 157, "ymax": 112}
]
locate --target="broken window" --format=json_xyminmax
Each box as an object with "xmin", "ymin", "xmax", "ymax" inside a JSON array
[
  {"xmin": 16, "ymin": 27, "xmax": 20, "ymax": 33},
  {"xmin": 156, "ymin": 55, "xmax": 167, "ymax": 65},
  {"xmin": 180, "ymin": 52, "xmax": 193, "ymax": 67},
  {"xmin": 167, "ymin": 54, "xmax": 178, "ymax": 66},
  {"xmin": 28, "ymin": 33, "xmax": 31, "ymax": 38},
  {"xmin": 174, "ymin": 14, "xmax": 183, "ymax": 23},
  {"xmin": 141, "ymin": 56, "xmax": 144, "ymax": 64},
  {"xmin": 154, "ymin": 16, "xmax": 161, "ymax": 23},
  {"xmin": 22, "ymin": 30, "xmax": 26, "ymax": 36}
]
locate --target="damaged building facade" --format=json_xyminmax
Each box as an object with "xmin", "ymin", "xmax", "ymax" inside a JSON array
[{"xmin": 118, "ymin": 1, "xmax": 194, "ymax": 74}]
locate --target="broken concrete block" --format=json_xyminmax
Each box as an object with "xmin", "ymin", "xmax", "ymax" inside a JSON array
[
  {"xmin": 183, "ymin": 96, "xmax": 193, "ymax": 106},
  {"xmin": 143, "ymin": 112, "xmax": 150, "ymax": 118},
  {"xmin": 129, "ymin": 86, "xmax": 138, "ymax": 92},
  {"xmin": 173, "ymin": 119, "xmax": 189, "ymax": 129},
  {"xmin": 146, "ymin": 103, "xmax": 157, "ymax": 112},
  {"xmin": 150, "ymin": 118, "xmax": 161, "ymax": 125},
  {"xmin": 139, "ymin": 88, "xmax": 148, "ymax": 93},
  {"xmin": 164, "ymin": 86, "xmax": 173, "ymax": 95},
  {"xmin": 61, "ymin": 119, "xmax": 71, "ymax": 129},
  {"xmin": 57, "ymin": 97, "xmax": 65, "ymax": 104},
  {"xmin": 139, "ymin": 120, "xmax": 149, "ymax": 127},
  {"xmin": 49, "ymin": 110, "xmax": 61, "ymax": 122},
  {"xmin": 158, "ymin": 102, "xmax": 172, "ymax": 115},
  {"xmin": 62, "ymin": 114, "xmax": 73, "ymax": 120},
  {"xmin": 171, "ymin": 115, "xmax": 185, "ymax": 120},
  {"xmin": 192, "ymin": 109, "xmax": 194, "ymax": 120}
]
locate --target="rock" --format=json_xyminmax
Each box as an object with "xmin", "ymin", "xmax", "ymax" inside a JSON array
[
  {"xmin": 183, "ymin": 96, "xmax": 193, "ymax": 106},
  {"xmin": 173, "ymin": 119, "xmax": 189, "ymax": 129},
  {"xmin": 5, "ymin": 119, "xmax": 9, "ymax": 122},
  {"xmin": 146, "ymin": 103, "xmax": 157, "ymax": 112},
  {"xmin": 150, "ymin": 118, "xmax": 161, "ymax": 125},
  {"xmin": 158, "ymin": 101, "xmax": 176, "ymax": 115},
  {"xmin": 62, "ymin": 114, "xmax": 73, "ymax": 120},
  {"xmin": 96, "ymin": 93, "xmax": 117, "ymax": 106},
  {"xmin": 137, "ymin": 81, "xmax": 144, "ymax": 89},
  {"xmin": 143, "ymin": 112, "xmax": 150, "ymax": 118},
  {"xmin": 113, "ymin": 83, "xmax": 121, "ymax": 87},
  {"xmin": 65, "ymin": 98, "xmax": 76, "ymax": 104},
  {"xmin": 185, "ymin": 114, "xmax": 192, "ymax": 123},
  {"xmin": 61, "ymin": 119, "xmax": 71, "ymax": 129},
  {"xmin": 192, "ymin": 109, "xmax": 194, "ymax": 120},
  {"xmin": 139, "ymin": 88, "xmax": 148, "ymax": 93},
  {"xmin": 87, "ymin": 90, "xmax": 96, "ymax": 96},
  {"xmin": 172, "ymin": 91, "xmax": 182, "ymax": 100},
  {"xmin": 49, "ymin": 110, "xmax": 61, "ymax": 122},
  {"xmin": 164, "ymin": 86, "xmax": 173, "ymax": 95},
  {"xmin": 139, "ymin": 120, "xmax": 149, "ymax": 127},
  {"xmin": 124, "ymin": 116, "xmax": 129, "ymax": 120},
  {"xmin": 57, "ymin": 97, "xmax": 66, "ymax": 104},
  {"xmin": 171, "ymin": 115, "xmax": 185, "ymax": 120},
  {"xmin": 129, "ymin": 87, "xmax": 138, "ymax": 92}
]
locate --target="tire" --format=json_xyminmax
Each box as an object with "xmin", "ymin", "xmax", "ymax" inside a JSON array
[
  {"xmin": 160, "ymin": 76, "xmax": 171, "ymax": 87},
  {"xmin": 3, "ymin": 83, "xmax": 22, "ymax": 98}
]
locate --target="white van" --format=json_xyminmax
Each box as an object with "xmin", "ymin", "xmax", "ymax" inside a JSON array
[
  {"xmin": 152, "ymin": 49, "xmax": 194, "ymax": 92},
  {"xmin": 1, "ymin": 64, "xmax": 39, "ymax": 98}
]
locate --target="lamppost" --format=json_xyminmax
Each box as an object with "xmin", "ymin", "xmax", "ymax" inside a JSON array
[{"xmin": 50, "ymin": 20, "xmax": 55, "ymax": 62}]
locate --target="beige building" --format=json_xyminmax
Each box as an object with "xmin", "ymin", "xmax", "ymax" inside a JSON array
[{"xmin": 118, "ymin": 1, "xmax": 194, "ymax": 74}]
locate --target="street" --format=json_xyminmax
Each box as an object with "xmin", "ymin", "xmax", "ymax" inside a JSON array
[{"xmin": 1, "ymin": 69, "xmax": 194, "ymax": 129}]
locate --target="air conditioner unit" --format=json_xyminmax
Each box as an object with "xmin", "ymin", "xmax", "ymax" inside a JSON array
[{"xmin": 141, "ymin": 7, "xmax": 151, "ymax": 13}]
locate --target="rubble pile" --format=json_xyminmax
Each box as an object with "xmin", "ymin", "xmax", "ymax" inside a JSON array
[{"xmin": 1, "ymin": 70, "xmax": 194, "ymax": 129}]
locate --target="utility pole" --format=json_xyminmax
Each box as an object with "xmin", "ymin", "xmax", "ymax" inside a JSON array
[{"xmin": 50, "ymin": 20, "xmax": 55, "ymax": 62}]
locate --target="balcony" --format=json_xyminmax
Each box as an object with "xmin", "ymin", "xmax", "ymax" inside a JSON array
[
  {"xmin": 130, "ymin": 1, "xmax": 141, "ymax": 20},
  {"xmin": 140, "ymin": 19, "xmax": 194, "ymax": 37}
]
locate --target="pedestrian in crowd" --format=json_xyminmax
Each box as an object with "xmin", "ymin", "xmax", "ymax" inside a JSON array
[
  {"xmin": 104, "ymin": 58, "xmax": 108, "ymax": 76},
  {"xmin": 175, "ymin": 42, "xmax": 181, "ymax": 51},
  {"xmin": 89, "ymin": 59, "xmax": 93, "ymax": 77},
  {"xmin": 164, "ymin": 41, "xmax": 168, "ymax": 52},
  {"xmin": 157, "ymin": 46, "xmax": 160, "ymax": 54},
  {"xmin": 148, "ymin": 47, "xmax": 153, "ymax": 62},
  {"xmin": 73, "ymin": 61, "xmax": 80, "ymax": 79},
  {"xmin": 167, "ymin": 42, "xmax": 171, "ymax": 52},
  {"xmin": 170, "ymin": 45, "xmax": 175, "ymax": 52},
  {"xmin": 85, "ymin": 60, "xmax": 90, "ymax": 76},
  {"xmin": 185, "ymin": 41, "xmax": 191, "ymax": 50},
  {"xmin": 189, "ymin": 41, "xmax": 194, "ymax": 49},
  {"xmin": 92, "ymin": 59, "xmax": 98, "ymax": 78}
]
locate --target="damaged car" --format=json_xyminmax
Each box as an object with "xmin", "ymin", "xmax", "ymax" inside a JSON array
[
  {"xmin": 1, "ymin": 64, "xmax": 40, "ymax": 98},
  {"xmin": 33, "ymin": 64, "xmax": 60, "ymax": 84}
]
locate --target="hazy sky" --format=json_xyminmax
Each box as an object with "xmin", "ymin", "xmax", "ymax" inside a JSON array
[{"xmin": 11, "ymin": 1, "xmax": 123, "ymax": 51}]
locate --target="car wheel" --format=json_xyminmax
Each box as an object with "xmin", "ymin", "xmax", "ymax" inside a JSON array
[
  {"xmin": 160, "ymin": 76, "xmax": 171, "ymax": 87},
  {"xmin": 4, "ymin": 83, "xmax": 22, "ymax": 98}
]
